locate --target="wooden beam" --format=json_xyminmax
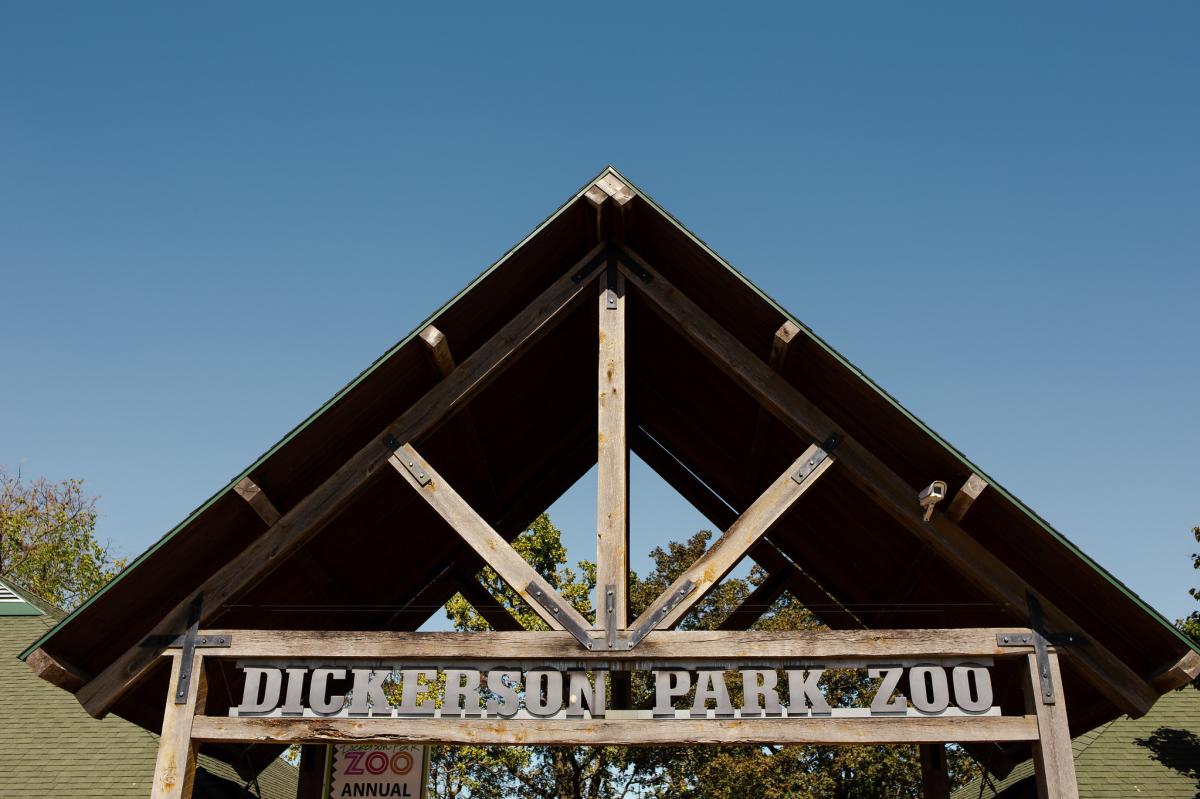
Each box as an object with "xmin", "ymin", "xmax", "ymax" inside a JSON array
[
  {"xmin": 750, "ymin": 540, "xmax": 866, "ymax": 631},
  {"xmin": 419, "ymin": 325, "xmax": 457, "ymax": 378},
  {"xmin": 418, "ymin": 323, "xmax": 500, "ymax": 515},
  {"xmin": 919, "ymin": 744, "xmax": 951, "ymax": 799},
  {"xmin": 193, "ymin": 714, "xmax": 1039, "ymax": 747},
  {"xmin": 1150, "ymin": 649, "xmax": 1200, "ymax": 692},
  {"xmin": 233, "ymin": 477, "xmax": 281, "ymax": 526},
  {"xmin": 151, "ymin": 653, "xmax": 205, "ymax": 799},
  {"xmin": 1024, "ymin": 652, "xmax": 1080, "ymax": 799},
  {"xmin": 717, "ymin": 570, "xmax": 788, "ymax": 631},
  {"xmin": 629, "ymin": 443, "xmax": 834, "ymax": 635},
  {"xmin": 946, "ymin": 473, "xmax": 988, "ymax": 523},
  {"xmin": 630, "ymin": 425, "xmax": 739, "ymax": 531},
  {"xmin": 619, "ymin": 249, "xmax": 1157, "ymax": 717},
  {"xmin": 390, "ymin": 443, "xmax": 592, "ymax": 637},
  {"xmin": 741, "ymin": 320, "xmax": 800, "ymax": 501},
  {"xmin": 630, "ymin": 427, "xmax": 866, "ymax": 631},
  {"xmin": 869, "ymin": 547, "xmax": 937, "ymax": 629},
  {"xmin": 76, "ymin": 242, "xmax": 607, "ymax": 718},
  {"xmin": 194, "ymin": 627, "xmax": 1037, "ymax": 662},
  {"xmin": 25, "ymin": 647, "xmax": 88, "ymax": 692},
  {"xmin": 597, "ymin": 267, "xmax": 629, "ymax": 634},
  {"xmin": 589, "ymin": 173, "xmax": 636, "ymax": 206},
  {"xmin": 296, "ymin": 744, "xmax": 329, "ymax": 799},
  {"xmin": 453, "ymin": 568, "xmax": 525, "ymax": 633}
]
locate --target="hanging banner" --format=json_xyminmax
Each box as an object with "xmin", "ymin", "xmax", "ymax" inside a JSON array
[{"xmin": 329, "ymin": 743, "xmax": 427, "ymax": 798}]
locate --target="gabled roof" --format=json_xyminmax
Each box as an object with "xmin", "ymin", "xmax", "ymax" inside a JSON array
[
  {"xmin": 20, "ymin": 166, "xmax": 1197, "ymax": 742},
  {"xmin": 1, "ymin": 579, "xmax": 297, "ymax": 798},
  {"xmin": 953, "ymin": 687, "xmax": 1200, "ymax": 798}
]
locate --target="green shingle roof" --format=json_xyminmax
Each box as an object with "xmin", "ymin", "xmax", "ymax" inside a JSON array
[
  {"xmin": 0, "ymin": 579, "xmax": 297, "ymax": 798},
  {"xmin": 954, "ymin": 688, "xmax": 1200, "ymax": 798}
]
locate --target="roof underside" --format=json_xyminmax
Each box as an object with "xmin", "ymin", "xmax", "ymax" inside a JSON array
[{"xmin": 24, "ymin": 167, "xmax": 1194, "ymax": 747}]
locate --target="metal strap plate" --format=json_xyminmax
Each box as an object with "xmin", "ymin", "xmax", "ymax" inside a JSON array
[
  {"xmin": 388, "ymin": 442, "xmax": 430, "ymax": 487},
  {"xmin": 626, "ymin": 579, "xmax": 696, "ymax": 649},
  {"xmin": 605, "ymin": 584, "xmax": 617, "ymax": 650},
  {"xmin": 572, "ymin": 249, "xmax": 610, "ymax": 284},
  {"xmin": 526, "ymin": 581, "xmax": 599, "ymax": 651},
  {"xmin": 792, "ymin": 434, "xmax": 840, "ymax": 485},
  {"xmin": 175, "ymin": 595, "xmax": 202, "ymax": 704}
]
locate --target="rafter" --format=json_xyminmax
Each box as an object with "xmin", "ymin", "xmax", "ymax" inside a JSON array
[
  {"xmin": 419, "ymin": 323, "xmax": 500, "ymax": 516},
  {"xmin": 390, "ymin": 443, "xmax": 595, "ymax": 644},
  {"xmin": 233, "ymin": 477, "xmax": 281, "ymax": 526},
  {"xmin": 742, "ymin": 320, "xmax": 800, "ymax": 501},
  {"xmin": 73, "ymin": 241, "xmax": 607, "ymax": 718},
  {"xmin": 618, "ymin": 247, "xmax": 1157, "ymax": 717},
  {"xmin": 627, "ymin": 442, "xmax": 834, "ymax": 642}
]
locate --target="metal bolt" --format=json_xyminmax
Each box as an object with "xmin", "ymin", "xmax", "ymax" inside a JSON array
[{"xmin": 200, "ymin": 637, "xmax": 207, "ymax": 644}]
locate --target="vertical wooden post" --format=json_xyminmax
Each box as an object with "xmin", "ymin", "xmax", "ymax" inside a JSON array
[
  {"xmin": 151, "ymin": 653, "xmax": 206, "ymax": 799},
  {"xmin": 919, "ymin": 744, "xmax": 951, "ymax": 799},
  {"xmin": 297, "ymin": 744, "xmax": 330, "ymax": 799},
  {"xmin": 596, "ymin": 266, "xmax": 628, "ymax": 635},
  {"xmin": 597, "ymin": 265, "xmax": 630, "ymax": 706},
  {"xmin": 1024, "ymin": 652, "xmax": 1080, "ymax": 799}
]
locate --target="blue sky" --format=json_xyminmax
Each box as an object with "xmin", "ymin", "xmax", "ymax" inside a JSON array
[{"xmin": 2, "ymin": 3, "xmax": 1197, "ymax": 626}]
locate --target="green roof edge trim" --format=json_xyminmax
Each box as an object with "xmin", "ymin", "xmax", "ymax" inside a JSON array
[
  {"xmin": 602, "ymin": 165, "xmax": 1199, "ymax": 658},
  {"xmin": 23, "ymin": 164, "xmax": 1197, "ymax": 666},
  {"xmin": 19, "ymin": 165, "xmax": 615, "ymax": 662}
]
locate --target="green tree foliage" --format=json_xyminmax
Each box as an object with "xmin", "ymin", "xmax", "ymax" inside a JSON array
[
  {"xmin": 0, "ymin": 466, "xmax": 125, "ymax": 609},
  {"xmin": 1179, "ymin": 526, "xmax": 1200, "ymax": 671},
  {"xmin": 430, "ymin": 516, "xmax": 976, "ymax": 799}
]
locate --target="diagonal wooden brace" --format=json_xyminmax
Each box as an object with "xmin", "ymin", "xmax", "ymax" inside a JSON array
[
  {"xmin": 625, "ymin": 441, "xmax": 835, "ymax": 648},
  {"xmin": 390, "ymin": 444, "xmax": 600, "ymax": 649}
]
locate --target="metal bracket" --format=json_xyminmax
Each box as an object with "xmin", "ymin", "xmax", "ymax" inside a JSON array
[
  {"xmin": 604, "ymin": 584, "xmax": 618, "ymax": 650},
  {"xmin": 605, "ymin": 260, "xmax": 619, "ymax": 310},
  {"xmin": 175, "ymin": 595, "xmax": 202, "ymax": 704},
  {"xmin": 391, "ymin": 444, "xmax": 431, "ymax": 487},
  {"xmin": 793, "ymin": 434, "xmax": 840, "ymax": 485},
  {"xmin": 614, "ymin": 246, "xmax": 652, "ymax": 283},
  {"xmin": 526, "ymin": 581, "xmax": 601, "ymax": 651},
  {"xmin": 142, "ymin": 632, "xmax": 233, "ymax": 649},
  {"xmin": 625, "ymin": 579, "xmax": 696, "ymax": 649},
  {"xmin": 572, "ymin": 248, "xmax": 611, "ymax": 284},
  {"xmin": 994, "ymin": 595, "xmax": 1085, "ymax": 705}
]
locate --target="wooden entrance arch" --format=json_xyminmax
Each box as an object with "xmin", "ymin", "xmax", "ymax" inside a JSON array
[{"xmin": 22, "ymin": 168, "xmax": 1199, "ymax": 799}]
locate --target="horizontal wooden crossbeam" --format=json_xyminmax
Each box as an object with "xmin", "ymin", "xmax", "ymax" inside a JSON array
[
  {"xmin": 192, "ymin": 714, "xmax": 1040, "ymax": 747},
  {"xmin": 189, "ymin": 627, "xmax": 1037, "ymax": 661},
  {"xmin": 618, "ymin": 248, "xmax": 1157, "ymax": 717}
]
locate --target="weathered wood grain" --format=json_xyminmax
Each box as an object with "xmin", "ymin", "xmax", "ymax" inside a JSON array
[
  {"xmin": 1150, "ymin": 649, "xmax": 1200, "ymax": 692},
  {"xmin": 25, "ymin": 647, "xmax": 88, "ymax": 692},
  {"xmin": 151, "ymin": 653, "xmax": 205, "ymax": 799},
  {"xmin": 596, "ymin": 268, "xmax": 629, "ymax": 634},
  {"xmin": 946, "ymin": 474, "xmax": 987, "ymax": 523},
  {"xmin": 198, "ymin": 627, "xmax": 1034, "ymax": 661},
  {"xmin": 1024, "ymin": 652, "xmax": 1079, "ymax": 799},
  {"xmin": 233, "ymin": 477, "xmax": 281, "ymax": 526},
  {"xmin": 391, "ymin": 443, "xmax": 591, "ymax": 636},
  {"xmin": 192, "ymin": 714, "xmax": 1039, "ymax": 746}
]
